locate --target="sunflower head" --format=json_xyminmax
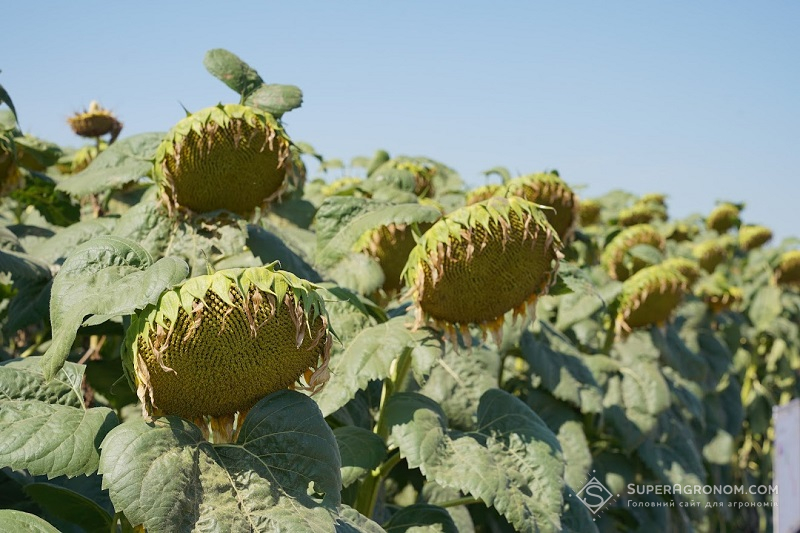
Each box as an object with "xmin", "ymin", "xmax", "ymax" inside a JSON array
[
  {"xmin": 402, "ymin": 196, "xmax": 562, "ymax": 345},
  {"xmin": 601, "ymin": 224, "xmax": 665, "ymax": 281},
  {"xmin": 617, "ymin": 202, "xmax": 666, "ymax": 227},
  {"xmin": 692, "ymin": 238, "xmax": 731, "ymax": 273},
  {"xmin": 67, "ymin": 101, "xmax": 123, "ymax": 140},
  {"xmin": 775, "ymin": 250, "xmax": 800, "ymax": 288},
  {"xmin": 578, "ymin": 198, "xmax": 602, "ymax": 227},
  {"xmin": 615, "ymin": 263, "xmax": 690, "ymax": 336},
  {"xmin": 153, "ymin": 104, "xmax": 295, "ymax": 216},
  {"xmin": 696, "ymin": 275, "xmax": 742, "ymax": 314},
  {"xmin": 706, "ymin": 203, "xmax": 741, "ymax": 234},
  {"xmin": 504, "ymin": 173, "xmax": 579, "ymax": 241},
  {"xmin": 465, "ymin": 183, "xmax": 502, "ymax": 205},
  {"xmin": 738, "ymin": 225, "xmax": 772, "ymax": 251},
  {"xmin": 123, "ymin": 265, "xmax": 331, "ymax": 420}
]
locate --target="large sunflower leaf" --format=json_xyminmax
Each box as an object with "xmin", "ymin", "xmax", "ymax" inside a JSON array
[
  {"xmin": 0, "ymin": 510, "xmax": 60, "ymax": 533},
  {"xmin": 334, "ymin": 426, "xmax": 387, "ymax": 488},
  {"xmin": 203, "ymin": 48, "xmax": 264, "ymax": 100},
  {"xmin": 42, "ymin": 236, "xmax": 189, "ymax": 380},
  {"xmin": 315, "ymin": 317, "xmax": 442, "ymax": 417},
  {"xmin": 0, "ymin": 247, "xmax": 52, "ymax": 286},
  {"xmin": 636, "ymin": 412, "xmax": 708, "ymax": 516},
  {"xmin": 385, "ymin": 390, "xmax": 564, "ymax": 533},
  {"xmin": 383, "ymin": 503, "xmax": 459, "ymax": 533},
  {"xmin": 99, "ymin": 390, "xmax": 379, "ymax": 533},
  {"xmin": 520, "ymin": 325, "xmax": 604, "ymax": 414},
  {"xmin": 247, "ymin": 223, "xmax": 321, "ymax": 281},
  {"xmin": 0, "ymin": 357, "xmax": 118, "ymax": 478},
  {"xmin": 27, "ymin": 218, "xmax": 116, "ymax": 265},
  {"xmin": 23, "ymin": 482, "xmax": 113, "ymax": 533},
  {"xmin": 56, "ymin": 132, "xmax": 163, "ymax": 197},
  {"xmin": 419, "ymin": 344, "xmax": 501, "ymax": 431},
  {"xmin": 526, "ymin": 390, "xmax": 592, "ymax": 490}
]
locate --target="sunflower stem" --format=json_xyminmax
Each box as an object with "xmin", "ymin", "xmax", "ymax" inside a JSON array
[
  {"xmin": 435, "ymin": 495, "xmax": 482, "ymax": 508},
  {"xmin": 354, "ymin": 346, "xmax": 413, "ymax": 518}
]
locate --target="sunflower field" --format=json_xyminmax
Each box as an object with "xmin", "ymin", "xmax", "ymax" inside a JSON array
[{"xmin": 1, "ymin": 49, "xmax": 798, "ymax": 533}]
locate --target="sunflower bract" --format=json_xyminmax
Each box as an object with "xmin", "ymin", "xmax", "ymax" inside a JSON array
[
  {"xmin": 154, "ymin": 103, "xmax": 294, "ymax": 216},
  {"xmin": 123, "ymin": 265, "xmax": 331, "ymax": 418},
  {"xmin": 403, "ymin": 196, "xmax": 562, "ymax": 342}
]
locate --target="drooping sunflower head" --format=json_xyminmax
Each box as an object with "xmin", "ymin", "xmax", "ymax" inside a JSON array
[
  {"xmin": 578, "ymin": 199, "xmax": 602, "ymax": 227},
  {"xmin": 615, "ymin": 263, "xmax": 690, "ymax": 336},
  {"xmin": 465, "ymin": 183, "xmax": 502, "ymax": 205},
  {"xmin": 153, "ymin": 104, "xmax": 295, "ymax": 216},
  {"xmin": 67, "ymin": 101, "xmax": 123, "ymax": 140},
  {"xmin": 123, "ymin": 265, "xmax": 331, "ymax": 419},
  {"xmin": 638, "ymin": 193, "xmax": 667, "ymax": 207},
  {"xmin": 775, "ymin": 250, "xmax": 800, "ymax": 288},
  {"xmin": 402, "ymin": 196, "xmax": 562, "ymax": 345},
  {"xmin": 706, "ymin": 202, "xmax": 741, "ymax": 234},
  {"xmin": 617, "ymin": 202, "xmax": 666, "ymax": 227},
  {"xmin": 353, "ymin": 220, "xmax": 435, "ymax": 293},
  {"xmin": 738, "ymin": 225, "xmax": 772, "ymax": 251},
  {"xmin": 601, "ymin": 224, "xmax": 665, "ymax": 281},
  {"xmin": 666, "ymin": 221, "xmax": 700, "ymax": 242},
  {"xmin": 692, "ymin": 238, "xmax": 731, "ymax": 273},
  {"xmin": 504, "ymin": 173, "xmax": 579, "ymax": 241},
  {"xmin": 696, "ymin": 275, "xmax": 742, "ymax": 314}
]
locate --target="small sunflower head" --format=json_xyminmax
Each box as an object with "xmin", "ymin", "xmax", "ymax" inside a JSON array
[
  {"xmin": 692, "ymin": 238, "xmax": 731, "ymax": 273},
  {"xmin": 738, "ymin": 225, "xmax": 773, "ymax": 251},
  {"xmin": 504, "ymin": 172, "xmax": 579, "ymax": 241},
  {"xmin": 617, "ymin": 202, "xmax": 666, "ymax": 227},
  {"xmin": 615, "ymin": 264, "xmax": 690, "ymax": 336},
  {"xmin": 466, "ymin": 184, "xmax": 502, "ymax": 205},
  {"xmin": 696, "ymin": 275, "xmax": 742, "ymax": 314},
  {"xmin": 123, "ymin": 265, "xmax": 331, "ymax": 419},
  {"xmin": 67, "ymin": 101, "xmax": 123, "ymax": 140},
  {"xmin": 775, "ymin": 250, "xmax": 800, "ymax": 288},
  {"xmin": 666, "ymin": 222, "xmax": 700, "ymax": 243},
  {"xmin": 353, "ymin": 220, "xmax": 435, "ymax": 293},
  {"xmin": 578, "ymin": 199, "xmax": 602, "ymax": 227},
  {"xmin": 601, "ymin": 224, "xmax": 665, "ymax": 281},
  {"xmin": 706, "ymin": 203, "xmax": 741, "ymax": 234},
  {"xmin": 402, "ymin": 196, "xmax": 562, "ymax": 345},
  {"xmin": 638, "ymin": 193, "xmax": 667, "ymax": 207},
  {"xmin": 153, "ymin": 104, "xmax": 295, "ymax": 216}
]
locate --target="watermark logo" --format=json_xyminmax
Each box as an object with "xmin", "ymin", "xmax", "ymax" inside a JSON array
[{"xmin": 575, "ymin": 475, "xmax": 616, "ymax": 515}]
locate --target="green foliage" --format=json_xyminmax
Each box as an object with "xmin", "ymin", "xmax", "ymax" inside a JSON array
[{"xmin": 56, "ymin": 132, "xmax": 163, "ymax": 197}]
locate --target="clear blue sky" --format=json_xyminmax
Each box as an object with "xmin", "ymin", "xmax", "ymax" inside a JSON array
[{"xmin": 2, "ymin": 1, "xmax": 798, "ymax": 242}]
